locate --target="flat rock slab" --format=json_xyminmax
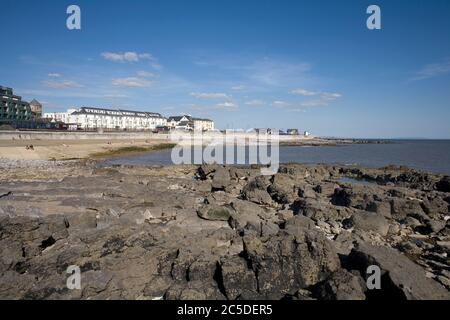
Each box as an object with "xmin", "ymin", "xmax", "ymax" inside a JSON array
[{"xmin": 348, "ymin": 242, "xmax": 450, "ymax": 300}]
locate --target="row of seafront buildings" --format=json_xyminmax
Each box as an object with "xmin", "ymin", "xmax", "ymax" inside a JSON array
[
  {"xmin": 43, "ymin": 108, "xmax": 214, "ymax": 131},
  {"xmin": 1, "ymin": 85, "xmax": 214, "ymax": 131}
]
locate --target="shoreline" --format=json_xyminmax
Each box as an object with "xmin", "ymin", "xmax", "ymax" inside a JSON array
[{"xmin": 0, "ymin": 130, "xmax": 390, "ymax": 161}]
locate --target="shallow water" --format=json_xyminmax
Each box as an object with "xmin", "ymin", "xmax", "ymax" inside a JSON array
[{"xmin": 103, "ymin": 140, "xmax": 450, "ymax": 175}]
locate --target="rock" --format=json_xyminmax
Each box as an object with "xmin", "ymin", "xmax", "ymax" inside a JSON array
[
  {"xmin": 313, "ymin": 182, "xmax": 338, "ymax": 197},
  {"xmin": 66, "ymin": 212, "xmax": 97, "ymax": 229},
  {"xmin": 197, "ymin": 164, "xmax": 219, "ymax": 180},
  {"xmin": 143, "ymin": 276, "xmax": 172, "ymax": 299},
  {"xmin": 165, "ymin": 280, "xmax": 225, "ymax": 300},
  {"xmin": 197, "ymin": 205, "xmax": 233, "ymax": 221},
  {"xmin": 347, "ymin": 242, "xmax": 450, "ymax": 300},
  {"xmin": 366, "ymin": 201, "xmax": 392, "ymax": 218},
  {"xmin": 390, "ymin": 198, "xmax": 425, "ymax": 220},
  {"xmin": 242, "ymin": 176, "xmax": 273, "ymax": 205},
  {"xmin": 277, "ymin": 209, "xmax": 294, "ymax": 221},
  {"xmin": 435, "ymin": 176, "xmax": 450, "ymax": 193},
  {"xmin": 211, "ymin": 167, "xmax": 231, "ymax": 190},
  {"xmin": 268, "ymin": 174, "xmax": 297, "ymax": 204},
  {"xmin": 284, "ymin": 215, "xmax": 316, "ymax": 231},
  {"xmin": 220, "ymin": 256, "xmax": 258, "ymax": 300},
  {"xmin": 242, "ymin": 228, "xmax": 339, "ymax": 298},
  {"xmin": 426, "ymin": 220, "xmax": 446, "ymax": 233},
  {"xmin": 297, "ymin": 184, "xmax": 317, "ymax": 199},
  {"xmin": 331, "ymin": 186, "xmax": 382, "ymax": 210},
  {"xmin": 346, "ymin": 211, "xmax": 390, "ymax": 236},
  {"xmin": 228, "ymin": 200, "xmax": 268, "ymax": 232},
  {"xmin": 291, "ymin": 198, "xmax": 349, "ymax": 222},
  {"xmin": 313, "ymin": 269, "xmax": 366, "ymax": 300},
  {"xmin": 387, "ymin": 224, "xmax": 400, "ymax": 236},
  {"xmin": 82, "ymin": 270, "xmax": 113, "ymax": 297},
  {"xmin": 402, "ymin": 216, "xmax": 422, "ymax": 228}
]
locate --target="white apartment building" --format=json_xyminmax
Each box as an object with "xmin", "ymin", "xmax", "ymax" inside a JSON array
[
  {"xmin": 44, "ymin": 107, "xmax": 167, "ymax": 131},
  {"xmin": 168, "ymin": 115, "xmax": 214, "ymax": 131}
]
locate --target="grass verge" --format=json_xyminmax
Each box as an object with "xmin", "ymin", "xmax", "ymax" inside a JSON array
[{"xmin": 90, "ymin": 143, "xmax": 177, "ymax": 159}]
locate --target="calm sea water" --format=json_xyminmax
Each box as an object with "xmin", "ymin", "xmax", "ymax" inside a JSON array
[{"xmin": 103, "ymin": 140, "xmax": 450, "ymax": 175}]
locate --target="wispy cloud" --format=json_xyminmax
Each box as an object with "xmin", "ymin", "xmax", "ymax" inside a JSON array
[
  {"xmin": 231, "ymin": 85, "xmax": 245, "ymax": 91},
  {"xmin": 291, "ymin": 88, "xmax": 341, "ymax": 100},
  {"xmin": 190, "ymin": 101, "xmax": 239, "ymax": 112},
  {"xmin": 137, "ymin": 71, "xmax": 157, "ymax": 78},
  {"xmin": 246, "ymin": 58, "xmax": 311, "ymax": 87},
  {"xmin": 411, "ymin": 58, "xmax": 450, "ymax": 81},
  {"xmin": 215, "ymin": 101, "xmax": 238, "ymax": 111},
  {"xmin": 245, "ymin": 99, "xmax": 265, "ymax": 107},
  {"xmin": 190, "ymin": 92, "xmax": 231, "ymax": 99},
  {"xmin": 272, "ymin": 100, "xmax": 290, "ymax": 108},
  {"xmin": 42, "ymin": 79, "xmax": 84, "ymax": 89},
  {"xmin": 48, "ymin": 73, "xmax": 61, "ymax": 78},
  {"xmin": 290, "ymin": 88, "xmax": 318, "ymax": 96},
  {"xmin": 272, "ymin": 88, "xmax": 342, "ymax": 112},
  {"xmin": 112, "ymin": 77, "xmax": 154, "ymax": 88},
  {"xmin": 101, "ymin": 51, "xmax": 155, "ymax": 63}
]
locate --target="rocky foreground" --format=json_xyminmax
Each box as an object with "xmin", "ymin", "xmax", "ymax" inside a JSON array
[{"xmin": 0, "ymin": 160, "xmax": 450, "ymax": 300}]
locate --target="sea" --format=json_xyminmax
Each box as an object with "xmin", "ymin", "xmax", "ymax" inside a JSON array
[{"xmin": 103, "ymin": 140, "xmax": 450, "ymax": 175}]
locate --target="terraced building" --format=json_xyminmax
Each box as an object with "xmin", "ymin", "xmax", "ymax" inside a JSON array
[{"xmin": 0, "ymin": 86, "xmax": 33, "ymax": 121}]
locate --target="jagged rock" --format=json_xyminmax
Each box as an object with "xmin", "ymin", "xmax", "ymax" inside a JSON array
[
  {"xmin": 435, "ymin": 176, "xmax": 450, "ymax": 193},
  {"xmin": 347, "ymin": 242, "xmax": 450, "ymax": 300},
  {"xmin": 197, "ymin": 164, "xmax": 219, "ymax": 180},
  {"xmin": 268, "ymin": 174, "xmax": 297, "ymax": 204},
  {"xmin": 277, "ymin": 209, "xmax": 294, "ymax": 221},
  {"xmin": 313, "ymin": 269, "xmax": 366, "ymax": 300},
  {"xmin": 346, "ymin": 211, "xmax": 390, "ymax": 236},
  {"xmin": 291, "ymin": 198, "xmax": 351, "ymax": 222},
  {"xmin": 165, "ymin": 280, "xmax": 225, "ymax": 300},
  {"xmin": 197, "ymin": 205, "xmax": 233, "ymax": 221},
  {"xmin": 143, "ymin": 276, "xmax": 172, "ymax": 299},
  {"xmin": 390, "ymin": 198, "xmax": 425, "ymax": 220},
  {"xmin": 241, "ymin": 176, "xmax": 273, "ymax": 205},
  {"xmin": 366, "ymin": 201, "xmax": 392, "ymax": 218},
  {"xmin": 313, "ymin": 182, "xmax": 338, "ymax": 197},
  {"xmin": 220, "ymin": 256, "xmax": 258, "ymax": 300},
  {"xmin": 211, "ymin": 167, "xmax": 231, "ymax": 190},
  {"xmin": 426, "ymin": 219, "xmax": 446, "ymax": 233},
  {"xmin": 242, "ymin": 228, "xmax": 339, "ymax": 298},
  {"xmin": 284, "ymin": 215, "xmax": 316, "ymax": 231}
]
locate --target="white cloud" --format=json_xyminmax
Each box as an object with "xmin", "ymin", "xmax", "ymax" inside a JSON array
[
  {"xmin": 245, "ymin": 99, "xmax": 265, "ymax": 107},
  {"xmin": 321, "ymin": 92, "xmax": 342, "ymax": 100},
  {"xmin": 411, "ymin": 58, "xmax": 450, "ymax": 81},
  {"xmin": 215, "ymin": 101, "xmax": 238, "ymax": 111},
  {"xmin": 48, "ymin": 73, "xmax": 61, "ymax": 78},
  {"xmin": 288, "ymin": 88, "xmax": 342, "ymax": 109},
  {"xmin": 137, "ymin": 71, "xmax": 157, "ymax": 78},
  {"xmin": 190, "ymin": 101, "xmax": 238, "ymax": 112},
  {"xmin": 190, "ymin": 92, "xmax": 231, "ymax": 99},
  {"xmin": 231, "ymin": 85, "xmax": 245, "ymax": 91},
  {"xmin": 151, "ymin": 63, "xmax": 163, "ymax": 70},
  {"xmin": 247, "ymin": 58, "xmax": 311, "ymax": 86},
  {"xmin": 42, "ymin": 80, "xmax": 84, "ymax": 89},
  {"xmin": 272, "ymin": 100, "xmax": 290, "ymax": 108},
  {"xmin": 290, "ymin": 88, "xmax": 318, "ymax": 96},
  {"xmin": 112, "ymin": 77, "xmax": 153, "ymax": 88},
  {"xmin": 101, "ymin": 51, "xmax": 155, "ymax": 63}
]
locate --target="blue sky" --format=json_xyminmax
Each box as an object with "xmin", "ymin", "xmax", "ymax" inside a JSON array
[{"xmin": 1, "ymin": 0, "xmax": 450, "ymax": 138}]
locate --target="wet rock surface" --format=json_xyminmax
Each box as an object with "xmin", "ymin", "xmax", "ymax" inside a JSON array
[{"xmin": 0, "ymin": 162, "xmax": 449, "ymax": 300}]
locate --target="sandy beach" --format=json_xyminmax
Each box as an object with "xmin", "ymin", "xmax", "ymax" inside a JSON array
[{"xmin": 0, "ymin": 130, "xmax": 386, "ymax": 161}]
